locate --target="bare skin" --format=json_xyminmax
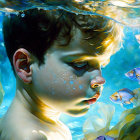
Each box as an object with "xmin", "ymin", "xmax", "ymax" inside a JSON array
[
  {"xmin": 0, "ymin": 89, "xmax": 71, "ymax": 140},
  {"xmin": 0, "ymin": 28, "xmax": 106, "ymax": 140}
]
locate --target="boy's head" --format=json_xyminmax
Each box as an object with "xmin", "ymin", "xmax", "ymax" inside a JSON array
[{"xmin": 2, "ymin": 9, "xmax": 123, "ymax": 116}]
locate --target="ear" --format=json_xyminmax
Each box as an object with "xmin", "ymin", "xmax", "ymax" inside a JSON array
[{"xmin": 13, "ymin": 48, "xmax": 32, "ymax": 83}]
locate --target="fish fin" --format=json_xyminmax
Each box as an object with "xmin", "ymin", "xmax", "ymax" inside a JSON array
[
  {"xmin": 130, "ymin": 97, "xmax": 135, "ymax": 102},
  {"xmin": 124, "ymin": 101, "xmax": 131, "ymax": 104}
]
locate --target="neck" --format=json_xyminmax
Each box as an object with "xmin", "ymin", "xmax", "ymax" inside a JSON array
[{"xmin": 14, "ymin": 87, "xmax": 61, "ymax": 124}]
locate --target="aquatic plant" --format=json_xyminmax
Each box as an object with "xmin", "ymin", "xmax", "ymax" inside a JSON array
[
  {"xmin": 118, "ymin": 112, "xmax": 140, "ymax": 140},
  {"xmin": 106, "ymin": 105, "xmax": 140, "ymax": 139},
  {"xmin": 83, "ymin": 102, "xmax": 115, "ymax": 140},
  {"xmin": 82, "ymin": 102, "xmax": 140, "ymax": 140}
]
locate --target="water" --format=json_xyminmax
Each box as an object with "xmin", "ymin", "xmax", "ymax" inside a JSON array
[
  {"xmin": 0, "ymin": 0, "xmax": 139, "ymax": 25},
  {"xmin": 0, "ymin": 1, "xmax": 140, "ymax": 140}
]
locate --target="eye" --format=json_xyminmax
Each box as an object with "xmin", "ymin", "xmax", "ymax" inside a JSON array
[
  {"xmin": 136, "ymin": 74, "xmax": 140, "ymax": 78},
  {"xmin": 114, "ymin": 94, "xmax": 119, "ymax": 98},
  {"xmin": 69, "ymin": 61, "xmax": 88, "ymax": 70}
]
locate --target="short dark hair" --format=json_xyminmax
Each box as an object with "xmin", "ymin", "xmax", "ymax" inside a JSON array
[{"xmin": 3, "ymin": 8, "xmax": 123, "ymax": 70}]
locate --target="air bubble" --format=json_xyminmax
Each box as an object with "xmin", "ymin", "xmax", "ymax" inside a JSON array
[
  {"xmin": 5, "ymin": 12, "xmax": 10, "ymax": 18},
  {"xmin": 70, "ymin": 81, "xmax": 74, "ymax": 85},
  {"xmin": 21, "ymin": 13, "xmax": 25, "ymax": 18},
  {"xmin": 79, "ymin": 85, "xmax": 83, "ymax": 90},
  {"xmin": 15, "ymin": 12, "xmax": 19, "ymax": 16}
]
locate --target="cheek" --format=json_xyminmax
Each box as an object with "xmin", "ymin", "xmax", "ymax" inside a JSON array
[
  {"xmin": 32, "ymin": 64, "xmax": 89, "ymax": 101},
  {"xmin": 32, "ymin": 64, "xmax": 57, "ymax": 93},
  {"xmin": 51, "ymin": 72, "xmax": 88, "ymax": 99}
]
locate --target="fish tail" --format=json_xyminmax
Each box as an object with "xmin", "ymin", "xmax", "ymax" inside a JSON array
[
  {"xmin": 130, "ymin": 97, "xmax": 136, "ymax": 103},
  {"xmin": 135, "ymin": 93, "xmax": 138, "ymax": 98},
  {"xmin": 133, "ymin": 88, "xmax": 140, "ymax": 99}
]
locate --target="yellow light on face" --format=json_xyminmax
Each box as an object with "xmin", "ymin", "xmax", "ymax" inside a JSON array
[{"xmin": 72, "ymin": 0, "xmax": 84, "ymax": 3}]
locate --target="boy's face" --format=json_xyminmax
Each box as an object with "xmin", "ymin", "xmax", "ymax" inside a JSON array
[{"xmin": 31, "ymin": 29, "xmax": 106, "ymax": 116}]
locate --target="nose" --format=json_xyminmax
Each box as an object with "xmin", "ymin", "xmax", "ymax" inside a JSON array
[{"xmin": 90, "ymin": 76, "xmax": 105, "ymax": 88}]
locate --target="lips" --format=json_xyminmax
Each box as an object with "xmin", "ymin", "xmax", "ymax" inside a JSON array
[{"xmin": 85, "ymin": 92, "xmax": 100, "ymax": 105}]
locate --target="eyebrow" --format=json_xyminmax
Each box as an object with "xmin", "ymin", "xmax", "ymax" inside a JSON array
[
  {"xmin": 61, "ymin": 50, "xmax": 110, "ymax": 67},
  {"xmin": 61, "ymin": 53, "xmax": 98, "ymax": 62}
]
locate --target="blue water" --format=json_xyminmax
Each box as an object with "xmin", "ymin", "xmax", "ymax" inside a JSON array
[{"xmin": 0, "ymin": 13, "xmax": 140, "ymax": 140}]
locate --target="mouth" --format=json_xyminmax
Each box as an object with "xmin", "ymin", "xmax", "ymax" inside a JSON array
[
  {"xmin": 109, "ymin": 96, "xmax": 113, "ymax": 101},
  {"xmin": 84, "ymin": 92, "xmax": 100, "ymax": 105}
]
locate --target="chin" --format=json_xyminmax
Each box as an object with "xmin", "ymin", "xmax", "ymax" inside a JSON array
[{"xmin": 66, "ymin": 107, "xmax": 89, "ymax": 117}]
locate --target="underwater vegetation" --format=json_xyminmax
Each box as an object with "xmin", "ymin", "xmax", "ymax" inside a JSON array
[
  {"xmin": 82, "ymin": 102, "xmax": 140, "ymax": 140},
  {"xmin": 82, "ymin": 102, "xmax": 115, "ymax": 140},
  {"xmin": 107, "ymin": 105, "xmax": 140, "ymax": 140},
  {"xmin": 118, "ymin": 109, "xmax": 140, "ymax": 140}
]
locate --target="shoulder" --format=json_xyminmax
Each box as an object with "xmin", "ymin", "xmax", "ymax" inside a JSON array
[{"xmin": 26, "ymin": 130, "xmax": 48, "ymax": 140}]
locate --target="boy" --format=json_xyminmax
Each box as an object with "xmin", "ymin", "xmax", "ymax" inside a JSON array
[{"xmin": 0, "ymin": 8, "xmax": 123, "ymax": 140}]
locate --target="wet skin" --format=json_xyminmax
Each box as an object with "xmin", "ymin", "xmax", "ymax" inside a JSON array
[
  {"xmin": 0, "ymin": 27, "xmax": 107, "ymax": 140},
  {"xmin": 30, "ymin": 28, "xmax": 106, "ymax": 116}
]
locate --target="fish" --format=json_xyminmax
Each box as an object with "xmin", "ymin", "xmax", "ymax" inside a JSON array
[
  {"xmin": 110, "ymin": 88, "xmax": 138, "ymax": 109},
  {"xmin": 125, "ymin": 67, "xmax": 140, "ymax": 84},
  {"xmin": 95, "ymin": 135, "xmax": 115, "ymax": 140}
]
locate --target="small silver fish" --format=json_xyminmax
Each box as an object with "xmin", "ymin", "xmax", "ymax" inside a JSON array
[
  {"xmin": 110, "ymin": 88, "xmax": 137, "ymax": 108},
  {"xmin": 125, "ymin": 67, "xmax": 140, "ymax": 84}
]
